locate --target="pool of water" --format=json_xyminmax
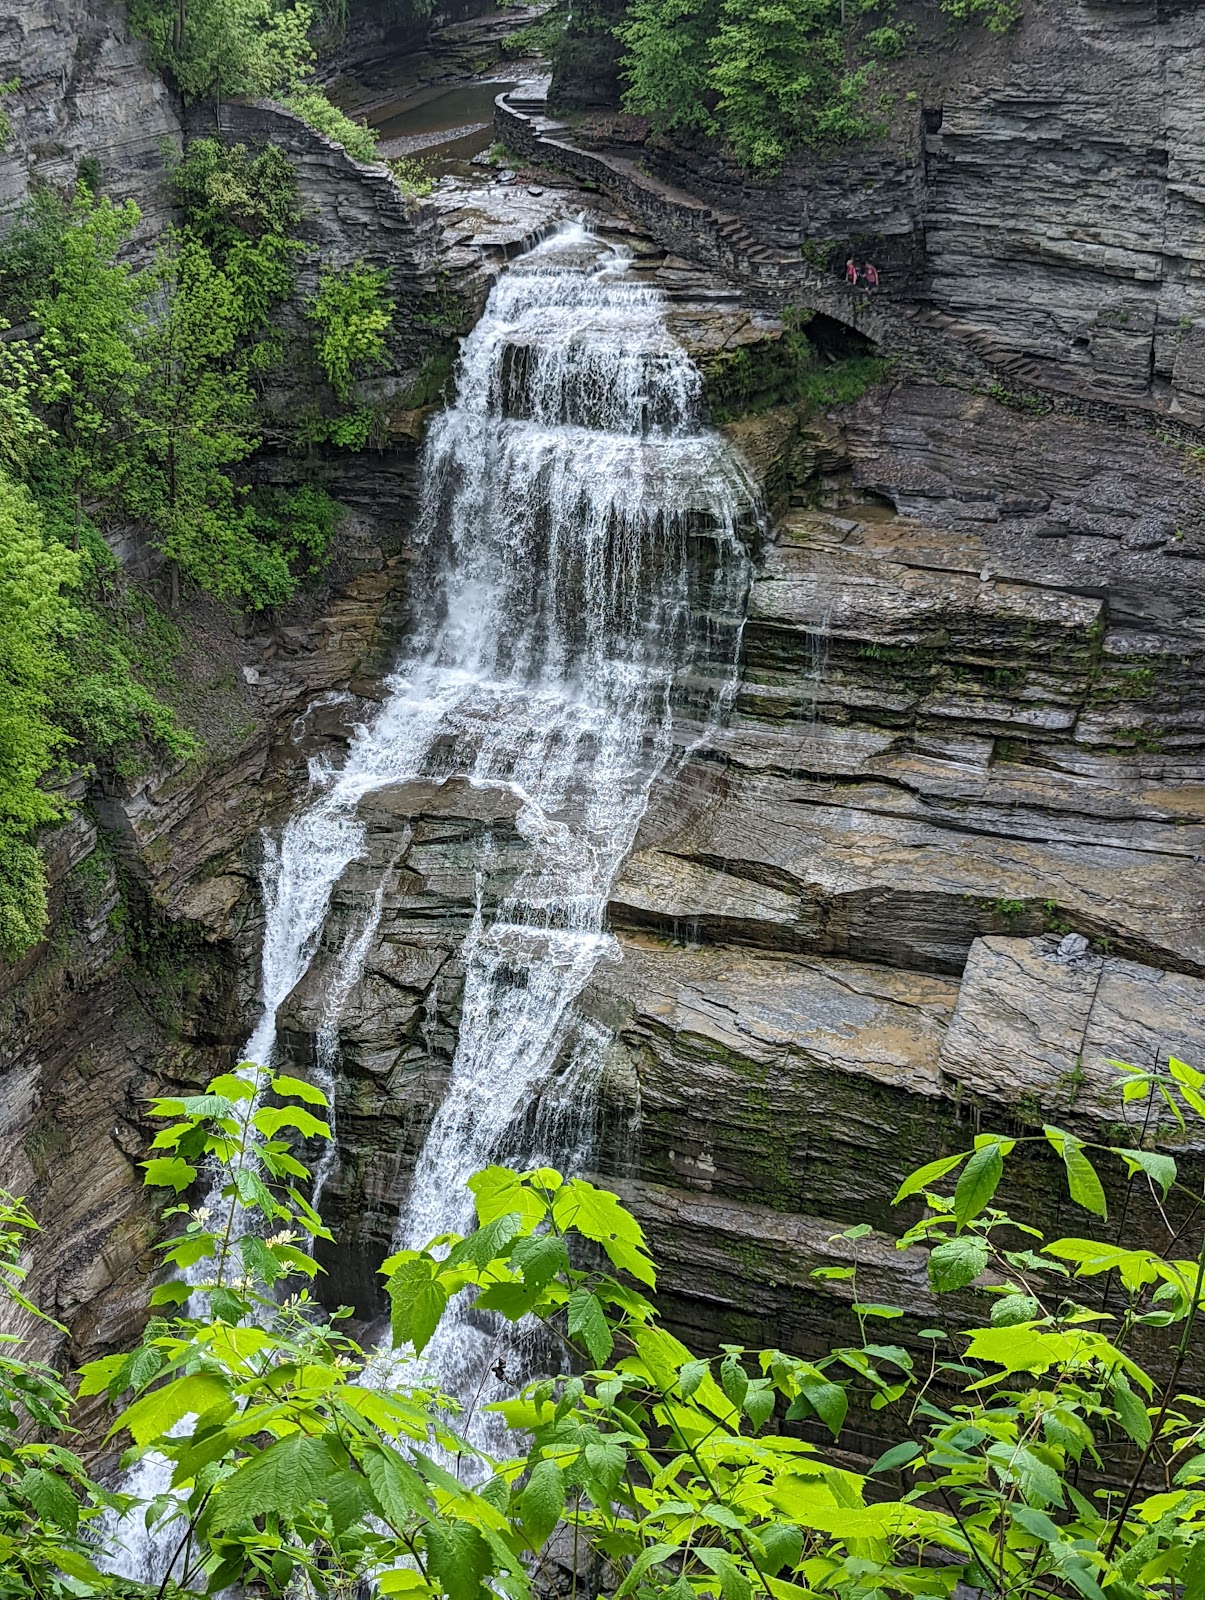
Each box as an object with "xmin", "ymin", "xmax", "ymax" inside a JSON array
[{"xmin": 371, "ymin": 78, "xmax": 519, "ymax": 161}]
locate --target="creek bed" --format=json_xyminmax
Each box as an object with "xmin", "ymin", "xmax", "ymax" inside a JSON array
[{"xmin": 369, "ymin": 77, "xmax": 521, "ymax": 175}]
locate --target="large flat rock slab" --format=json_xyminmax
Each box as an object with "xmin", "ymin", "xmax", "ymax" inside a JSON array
[
  {"xmin": 941, "ymin": 935, "xmax": 1205, "ymax": 1133},
  {"xmin": 614, "ymin": 763, "xmax": 1205, "ymax": 975},
  {"xmin": 583, "ymin": 936, "xmax": 957, "ymax": 1224},
  {"xmin": 615, "ymin": 503, "xmax": 1205, "ymax": 977}
]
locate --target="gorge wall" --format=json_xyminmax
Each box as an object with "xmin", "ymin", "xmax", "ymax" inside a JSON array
[
  {"xmin": 0, "ymin": 0, "xmax": 557, "ymax": 1374},
  {"xmin": 2, "ymin": 0, "xmax": 1205, "ymax": 1417},
  {"xmin": 465, "ymin": 0, "xmax": 1205, "ymax": 1369}
]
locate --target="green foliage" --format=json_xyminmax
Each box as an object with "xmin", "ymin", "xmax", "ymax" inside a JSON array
[
  {"xmin": 801, "ymin": 352, "xmax": 890, "ymax": 405},
  {"xmin": 127, "ymin": 0, "xmax": 314, "ymax": 106},
  {"xmin": 0, "ymin": 177, "xmax": 339, "ymax": 610},
  {"xmin": 388, "ymin": 155, "xmax": 435, "ymax": 198},
  {"xmin": 708, "ymin": 2, "xmax": 880, "ymax": 169},
  {"xmin": 504, "ymin": 2, "xmax": 570, "ymax": 62},
  {"xmin": 170, "ymin": 138, "xmax": 300, "ymax": 252},
  {"xmin": 618, "ymin": 0, "xmax": 1021, "ymax": 171},
  {"xmin": 940, "ymin": 0, "xmax": 1021, "ymax": 30},
  {"xmin": 0, "ymin": 79, "xmax": 19, "ymax": 154},
  {"xmin": 0, "ymin": 325, "xmax": 53, "ymax": 474},
  {"xmin": 0, "ymin": 472, "xmax": 77, "ymax": 957},
  {"xmin": 0, "ymin": 190, "xmax": 72, "ymax": 319},
  {"xmin": 705, "ymin": 328, "xmax": 889, "ymax": 423},
  {"xmin": 283, "ymin": 88, "xmax": 379, "ymax": 163},
  {"xmin": 0, "ymin": 461, "xmax": 202, "ymax": 954},
  {"xmin": 122, "ymin": 229, "xmax": 325, "ymax": 608},
  {"xmin": 617, "ymin": 0, "xmax": 722, "ymax": 140},
  {"xmin": 63, "ymin": 583, "xmax": 200, "ymax": 780},
  {"xmin": 128, "ymin": 0, "xmax": 377, "ymax": 160},
  {"xmin": 76, "ymin": 154, "xmax": 102, "ymax": 195},
  {"xmin": 0, "ymin": 1192, "xmax": 130, "ymax": 1593},
  {"xmin": 306, "ymin": 262, "xmax": 395, "ymax": 403},
  {"xmin": 27, "ymin": 191, "xmax": 145, "ymax": 489},
  {"xmin": 0, "ymin": 167, "xmax": 354, "ymax": 950},
  {"xmin": 11, "ymin": 1052, "xmax": 1205, "ymax": 1600}
]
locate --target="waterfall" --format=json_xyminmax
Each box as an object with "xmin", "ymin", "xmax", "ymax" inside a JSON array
[{"xmin": 103, "ymin": 223, "xmax": 755, "ymax": 1575}]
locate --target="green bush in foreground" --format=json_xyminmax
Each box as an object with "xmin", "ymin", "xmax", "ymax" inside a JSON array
[{"xmin": 3, "ymin": 1055, "xmax": 1205, "ymax": 1596}]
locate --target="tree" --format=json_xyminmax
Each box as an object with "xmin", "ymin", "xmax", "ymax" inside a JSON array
[
  {"xmin": 707, "ymin": 0, "xmax": 878, "ymax": 169},
  {"xmin": 614, "ymin": 0, "xmax": 723, "ymax": 139},
  {"xmin": 28, "ymin": 193, "xmax": 144, "ymax": 541},
  {"xmin": 0, "ymin": 471, "xmax": 78, "ymax": 958},
  {"xmin": 128, "ymin": 0, "xmax": 315, "ymax": 109},
  {"xmin": 126, "ymin": 234, "xmax": 266, "ymax": 609}
]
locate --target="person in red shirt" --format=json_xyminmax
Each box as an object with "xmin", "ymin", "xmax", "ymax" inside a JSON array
[
  {"xmin": 845, "ymin": 257, "xmax": 859, "ymax": 285},
  {"xmin": 864, "ymin": 261, "xmax": 880, "ymax": 290}
]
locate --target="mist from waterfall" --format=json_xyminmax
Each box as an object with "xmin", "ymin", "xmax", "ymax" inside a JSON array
[{"xmin": 102, "ymin": 222, "xmax": 756, "ymax": 1577}]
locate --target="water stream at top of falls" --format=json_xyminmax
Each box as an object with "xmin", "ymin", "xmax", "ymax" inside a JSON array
[{"xmin": 104, "ymin": 222, "xmax": 757, "ymax": 1577}]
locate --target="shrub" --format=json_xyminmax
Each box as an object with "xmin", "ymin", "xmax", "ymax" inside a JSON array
[
  {"xmin": 388, "ymin": 155, "xmax": 434, "ymax": 197},
  {"xmin": 305, "ymin": 262, "xmax": 395, "ymax": 402},
  {"xmin": 171, "ymin": 138, "xmax": 300, "ymax": 251},
  {"xmin": 283, "ymin": 87, "xmax": 379, "ymax": 163},
  {"xmin": 802, "ymin": 352, "xmax": 890, "ymax": 406},
  {"xmin": 942, "ymin": 0, "xmax": 1022, "ymax": 30},
  {"xmin": 0, "ymin": 77, "xmax": 17, "ymax": 154},
  {"xmin": 0, "ymin": 1054, "xmax": 1202, "ymax": 1594},
  {"xmin": 0, "ymin": 464, "xmax": 202, "ymax": 956},
  {"xmin": 64, "ymin": 585, "xmax": 200, "ymax": 781}
]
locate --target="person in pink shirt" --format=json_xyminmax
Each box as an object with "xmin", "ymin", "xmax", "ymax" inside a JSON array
[
  {"xmin": 864, "ymin": 261, "xmax": 880, "ymax": 289},
  {"xmin": 845, "ymin": 257, "xmax": 859, "ymax": 286}
]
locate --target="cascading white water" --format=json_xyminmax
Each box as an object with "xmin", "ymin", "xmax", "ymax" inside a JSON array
[{"xmin": 104, "ymin": 224, "xmax": 756, "ymax": 1575}]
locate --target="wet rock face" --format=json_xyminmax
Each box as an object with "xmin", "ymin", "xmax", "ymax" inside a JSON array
[
  {"xmin": 0, "ymin": 0, "xmax": 182, "ymax": 241},
  {"xmin": 271, "ymin": 779, "xmax": 533, "ymax": 1310},
  {"xmin": 844, "ymin": 381, "xmax": 1205, "ymax": 564},
  {"xmin": 577, "ymin": 466, "xmax": 1205, "ymax": 1356}
]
